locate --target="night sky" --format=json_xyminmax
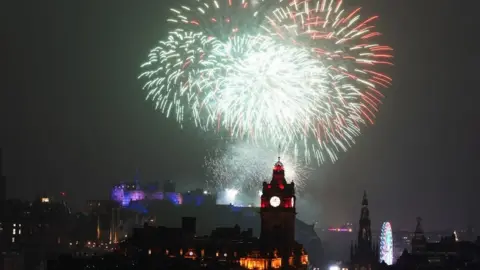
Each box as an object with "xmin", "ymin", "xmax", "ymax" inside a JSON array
[{"xmin": 3, "ymin": 0, "xmax": 479, "ymax": 231}]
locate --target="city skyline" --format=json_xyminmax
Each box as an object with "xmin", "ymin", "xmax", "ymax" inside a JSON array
[{"xmin": 2, "ymin": 0, "xmax": 479, "ymax": 232}]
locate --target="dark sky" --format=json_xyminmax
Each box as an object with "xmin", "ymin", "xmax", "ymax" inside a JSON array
[{"xmin": 2, "ymin": 0, "xmax": 479, "ymax": 231}]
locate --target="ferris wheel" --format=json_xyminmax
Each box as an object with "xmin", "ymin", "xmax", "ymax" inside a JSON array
[{"xmin": 380, "ymin": 221, "xmax": 393, "ymax": 265}]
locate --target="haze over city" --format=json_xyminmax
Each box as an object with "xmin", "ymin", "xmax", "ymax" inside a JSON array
[{"xmin": 2, "ymin": 0, "xmax": 479, "ymax": 232}]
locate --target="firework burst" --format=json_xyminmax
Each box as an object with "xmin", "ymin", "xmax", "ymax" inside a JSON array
[
  {"xmin": 140, "ymin": 0, "xmax": 393, "ymax": 164},
  {"xmin": 204, "ymin": 142, "xmax": 310, "ymax": 192}
]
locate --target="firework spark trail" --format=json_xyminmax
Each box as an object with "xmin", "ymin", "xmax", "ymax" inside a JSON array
[
  {"xmin": 204, "ymin": 142, "xmax": 310, "ymax": 192},
  {"xmin": 139, "ymin": 0, "xmax": 393, "ymax": 165}
]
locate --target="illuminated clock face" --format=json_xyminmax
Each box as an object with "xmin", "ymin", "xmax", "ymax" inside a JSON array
[{"xmin": 270, "ymin": 196, "xmax": 281, "ymax": 207}]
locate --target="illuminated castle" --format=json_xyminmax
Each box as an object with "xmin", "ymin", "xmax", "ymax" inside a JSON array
[
  {"xmin": 111, "ymin": 180, "xmax": 182, "ymax": 207},
  {"xmin": 240, "ymin": 158, "xmax": 308, "ymax": 269},
  {"xmin": 110, "ymin": 171, "xmax": 214, "ymax": 208}
]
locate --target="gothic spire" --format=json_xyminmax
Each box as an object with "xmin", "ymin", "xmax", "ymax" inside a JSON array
[
  {"xmin": 360, "ymin": 191, "xmax": 370, "ymax": 220},
  {"xmin": 362, "ymin": 190, "xmax": 368, "ymax": 206},
  {"xmin": 357, "ymin": 190, "xmax": 372, "ymax": 248},
  {"xmin": 414, "ymin": 217, "xmax": 424, "ymax": 234}
]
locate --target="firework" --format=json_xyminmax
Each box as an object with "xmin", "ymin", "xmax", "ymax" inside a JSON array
[
  {"xmin": 140, "ymin": 30, "xmax": 222, "ymax": 126},
  {"xmin": 204, "ymin": 141, "xmax": 310, "ymax": 192},
  {"xmin": 140, "ymin": 0, "xmax": 393, "ymax": 164}
]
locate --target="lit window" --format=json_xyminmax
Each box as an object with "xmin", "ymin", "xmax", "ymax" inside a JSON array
[
  {"xmin": 18, "ymin": 224, "xmax": 21, "ymax": 228},
  {"xmin": 12, "ymin": 229, "xmax": 16, "ymax": 235},
  {"xmin": 18, "ymin": 229, "xmax": 21, "ymax": 235},
  {"xmin": 13, "ymin": 224, "xmax": 16, "ymax": 227},
  {"xmin": 11, "ymin": 237, "xmax": 15, "ymax": 243}
]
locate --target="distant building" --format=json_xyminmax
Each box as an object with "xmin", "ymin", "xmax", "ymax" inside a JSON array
[
  {"xmin": 396, "ymin": 217, "xmax": 480, "ymax": 269},
  {"xmin": 411, "ymin": 217, "xmax": 427, "ymax": 255},
  {"xmin": 0, "ymin": 196, "xmax": 72, "ymax": 269},
  {"xmin": 125, "ymin": 216, "xmax": 257, "ymax": 268},
  {"xmin": 83, "ymin": 199, "xmax": 122, "ymax": 243},
  {"xmin": 110, "ymin": 174, "xmax": 215, "ymax": 208},
  {"xmin": 1, "ymin": 252, "xmax": 23, "ymax": 270}
]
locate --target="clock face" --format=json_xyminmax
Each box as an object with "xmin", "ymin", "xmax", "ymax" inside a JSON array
[{"xmin": 270, "ymin": 196, "xmax": 281, "ymax": 207}]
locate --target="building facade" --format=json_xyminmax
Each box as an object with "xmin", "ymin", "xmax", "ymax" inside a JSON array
[{"xmin": 124, "ymin": 158, "xmax": 309, "ymax": 269}]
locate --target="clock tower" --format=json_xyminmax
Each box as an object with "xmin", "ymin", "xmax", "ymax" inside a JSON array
[
  {"xmin": 260, "ymin": 158, "xmax": 297, "ymax": 254},
  {"xmin": 239, "ymin": 157, "xmax": 308, "ymax": 269}
]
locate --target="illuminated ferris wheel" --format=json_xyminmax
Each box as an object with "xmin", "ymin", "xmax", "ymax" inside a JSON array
[{"xmin": 380, "ymin": 221, "xmax": 393, "ymax": 265}]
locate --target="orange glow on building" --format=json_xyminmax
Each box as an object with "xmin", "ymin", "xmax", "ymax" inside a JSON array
[
  {"xmin": 301, "ymin": 254, "xmax": 309, "ymax": 265},
  {"xmin": 184, "ymin": 249, "xmax": 196, "ymax": 259},
  {"xmin": 240, "ymin": 257, "xmax": 282, "ymax": 269},
  {"xmin": 240, "ymin": 252, "xmax": 308, "ymax": 269},
  {"xmin": 96, "ymin": 216, "xmax": 101, "ymax": 241}
]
